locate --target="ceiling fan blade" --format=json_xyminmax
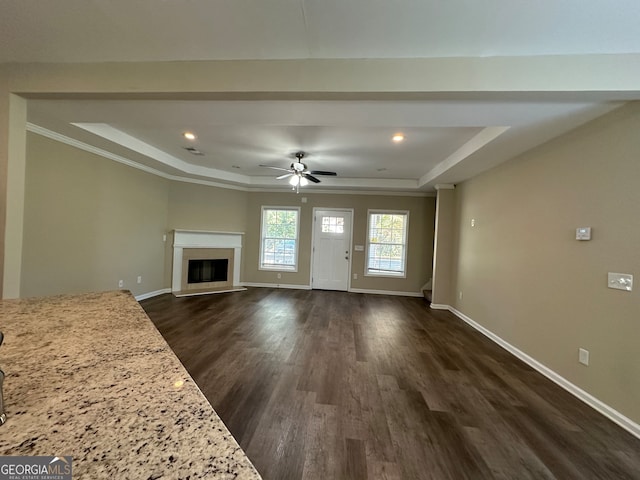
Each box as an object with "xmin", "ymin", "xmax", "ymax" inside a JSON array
[
  {"xmin": 277, "ymin": 173, "xmax": 293, "ymax": 180},
  {"xmin": 259, "ymin": 164, "xmax": 293, "ymax": 173},
  {"xmin": 304, "ymin": 174, "xmax": 321, "ymax": 184},
  {"xmin": 309, "ymin": 170, "xmax": 337, "ymax": 176}
]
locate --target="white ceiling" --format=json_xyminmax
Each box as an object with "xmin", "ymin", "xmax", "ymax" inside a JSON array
[
  {"xmin": 27, "ymin": 98, "xmax": 622, "ymax": 192},
  {"xmin": 5, "ymin": 0, "xmax": 640, "ymax": 193},
  {"xmin": 3, "ymin": 0, "xmax": 640, "ymax": 62}
]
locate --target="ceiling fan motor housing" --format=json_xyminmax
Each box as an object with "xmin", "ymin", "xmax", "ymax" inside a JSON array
[{"xmin": 291, "ymin": 162, "xmax": 306, "ymax": 172}]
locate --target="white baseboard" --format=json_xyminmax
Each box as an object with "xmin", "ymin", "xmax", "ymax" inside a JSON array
[
  {"xmin": 429, "ymin": 303, "xmax": 450, "ymax": 310},
  {"xmin": 437, "ymin": 305, "xmax": 640, "ymax": 440},
  {"xmin": 241, "ymin": 282, "xmax": 312, "ymax": 290},
  {"xmin": 349, "ymin": 288, "xmax": 423, "ymax": 297},
  {"xmin": 135, "ymin": 288, "xmax": 171, "ymax": 301}
]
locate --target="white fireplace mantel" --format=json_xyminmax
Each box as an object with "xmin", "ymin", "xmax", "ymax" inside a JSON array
[{"xmin": 172, "ymin": 230, "xmax": 244, "ymax": 292}]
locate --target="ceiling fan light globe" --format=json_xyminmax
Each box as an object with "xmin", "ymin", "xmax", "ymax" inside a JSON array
[
  {"xmin": 289, "ymin": 175, "xmax": 300, "ymax": 186},
  {"xmin": 300, "ymin": 177, "xmax": 309, "ymax": 187}
]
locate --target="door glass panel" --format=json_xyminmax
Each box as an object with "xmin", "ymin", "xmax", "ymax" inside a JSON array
[{"xmin": 321, "ymin": 216, "xmax": 344, "ymax": 233}]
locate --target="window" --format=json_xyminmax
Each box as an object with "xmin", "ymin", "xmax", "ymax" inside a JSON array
[
  {"xmin": 366, "ymin": 210, "xmax": 409, "ymax": 277},
  {"xmin": 260, "ymin": 207, "xmax": 300, "ymax": 271}
]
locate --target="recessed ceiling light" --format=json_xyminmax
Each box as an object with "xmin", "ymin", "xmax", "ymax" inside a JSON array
[
  {"xmin": 183, "ymin": 132, "xmax": 196, "ymax": 140},
  {"xmin": 392, "ymin": 133, "xmax": 405, "ymax": 143}
]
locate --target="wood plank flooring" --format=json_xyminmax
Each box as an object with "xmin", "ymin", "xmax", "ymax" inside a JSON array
[{"xmin": 140, "ymin": 288, "xmax": 640, "ymax": 480}]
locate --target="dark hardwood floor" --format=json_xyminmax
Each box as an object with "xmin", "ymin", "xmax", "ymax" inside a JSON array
[{"xmin": 140, "ymin": 288, "xmax": 640, "ymax": 480}]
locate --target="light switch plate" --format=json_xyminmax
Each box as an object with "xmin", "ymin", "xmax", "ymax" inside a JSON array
[
  {"xmin": 608, "ymin": 272, "xmax": 633, "ymax": 291},
  {"xmin": 579, "ymin": 348, "xmax": 589, "ymax": 366},
  {"xmin": 576, "ymin": 227, "xmax": 591, "ymax": 240}
]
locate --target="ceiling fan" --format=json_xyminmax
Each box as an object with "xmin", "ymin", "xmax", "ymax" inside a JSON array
[{"xmin": 260, "ymin": 152, "xmax": 337, "ymax": 193}]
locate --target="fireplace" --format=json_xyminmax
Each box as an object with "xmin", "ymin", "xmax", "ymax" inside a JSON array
[
  {"xmin": 172, "ymin": 230, "xmax": 244, "ymax": 296},
  {"xmin": 188, "ymin": 259, "xmax": 228, "ymax": 284},
  {"xmin": 180, "ymin": 247, "xmax": 234, "ymax": 291}
]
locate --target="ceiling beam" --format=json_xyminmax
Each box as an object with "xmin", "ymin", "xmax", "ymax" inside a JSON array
[{"xmin": 5, "ymin": 55, "xmax": 640, "ymax": 98}]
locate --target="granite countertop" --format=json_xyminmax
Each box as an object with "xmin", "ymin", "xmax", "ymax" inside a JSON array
[{"xmin": 0, "ymin": 290, "xmax": 262, "ymax": 480}]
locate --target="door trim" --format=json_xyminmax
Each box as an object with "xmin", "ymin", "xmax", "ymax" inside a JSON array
[{"xmin": 310, "ymin": 207, "xmax": 354, "ymax": 290}]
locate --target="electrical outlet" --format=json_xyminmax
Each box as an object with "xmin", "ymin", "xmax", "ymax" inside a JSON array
[
  {"xmin": 579, "ymin": 348, "xmax": 589, "ymax": 366},
  {"xmin": 353, "ymin": 273, "xmax": 358, "ymax": 280},
  {"xmin": 137, "ymin": 276, "xmax": 142, "ymax": 284},
  {"xmin": 277, "ymin": 273, "xmax": 282, "ymax": 279},
  {"xmin": 118, "ymin": 279, "xmax": 124, "ymax": 288}
]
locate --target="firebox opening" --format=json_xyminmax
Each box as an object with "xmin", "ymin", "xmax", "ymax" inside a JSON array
[{"xmin": 187, "ymin": 259, "xmax": 228, "ymax": 284}]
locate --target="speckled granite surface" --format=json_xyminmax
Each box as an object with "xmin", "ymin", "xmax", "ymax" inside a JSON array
[{"xmin": 0, "ymin": 290, "xmax": 262, "ymax": 480}]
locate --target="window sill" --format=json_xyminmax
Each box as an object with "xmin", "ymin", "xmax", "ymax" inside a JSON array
[
  {"xmin": 365, "ymin": 271, "xmax": 406, "ymax": 279},
  {"xmin": 260, "ymin": 266, "xmax": 298, "ymax": 273}
]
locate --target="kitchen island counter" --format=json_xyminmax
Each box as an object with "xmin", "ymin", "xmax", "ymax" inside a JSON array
[{"xmin": 0, "ymin": 290, "xmax": 261, "ymax": 480}]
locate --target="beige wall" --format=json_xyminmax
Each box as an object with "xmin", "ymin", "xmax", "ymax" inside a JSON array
[
  {"xmin": 2, "ymin": 94, "xmax": 27, "ymax": 298},
  {"xmin": 244, "ymin": 191, "xmax": 435, "ymax": 293},
  {"xmin": 21, "ymin": 133, "xmax": 169, "ymax": 298},
  {"xmin": 431, "ymin": 186, "xmax": 456, "ymax": 305},
  {"xmin": 168, "ymin": 182, "xmax": 248, "ymax": 232},
  {"xmin": 0, "ymin": 72, "xmax": 9, "ymax": 296},
  {"xmin": 451, "ymin": 103, "xmax": 640, "ymax": 423}
]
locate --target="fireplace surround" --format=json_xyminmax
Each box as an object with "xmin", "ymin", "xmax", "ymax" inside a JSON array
[{"xmin": 172, "ymin": 230, "xmax": 244, "ymax": 296}]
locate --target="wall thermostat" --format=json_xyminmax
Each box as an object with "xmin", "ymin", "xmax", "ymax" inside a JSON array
[{"xmin": 576, "ymin": 227, "xmax": 591, "ymax": 241}]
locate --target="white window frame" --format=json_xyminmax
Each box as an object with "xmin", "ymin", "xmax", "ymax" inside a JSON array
[
  {"xmin": 259, "ymin": 206, "xmax": 301, "ymax": 272},
  {"xmin": 365, "ymin": 209, "xmax": 409, "ymax": 278}
]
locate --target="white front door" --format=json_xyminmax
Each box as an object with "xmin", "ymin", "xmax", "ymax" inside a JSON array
[{"xmin": 311, "ymin": 209, "xmax": 352, "ymax": 291}]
